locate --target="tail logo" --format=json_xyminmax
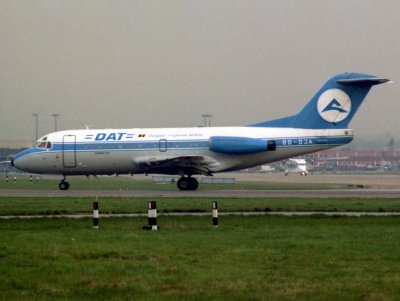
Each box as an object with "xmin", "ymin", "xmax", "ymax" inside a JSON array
[
  {"xmin": 317, "ymin": 89, "xmax": 351, "ymax": 123},
  {"xmin": 322, "ymin": 99, "xmax": 348, "ymax": 113}
]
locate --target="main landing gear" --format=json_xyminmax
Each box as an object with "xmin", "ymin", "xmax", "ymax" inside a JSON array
[
  {"xmin": 177, "ymin": 177, "xmax": 198, "ymax": 191},
  {"xmin": 59, "ymin": 176, "xmax": 70, "ymax": 190}
]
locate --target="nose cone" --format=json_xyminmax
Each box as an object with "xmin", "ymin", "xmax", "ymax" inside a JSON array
[
  {"xmin": 12, "ymin": 155, "xmax": 24, "ymax": 171},
  {"xmin": 12, "ymin": 148, "xmax": 35, "ymax": 172}
]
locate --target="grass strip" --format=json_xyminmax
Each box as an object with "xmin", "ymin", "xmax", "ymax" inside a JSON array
[
  {"xmin": 0, "ymin": 196, "xmax": 400, "ymax": 216},
  {"xmin": 1, "ymin": 216, "xmax": 400, "ymax": 300}
]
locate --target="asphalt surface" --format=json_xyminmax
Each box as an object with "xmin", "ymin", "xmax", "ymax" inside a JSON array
[{"xmin": 0, "ymin": 188, "xmax": 399, "ymax": 198}]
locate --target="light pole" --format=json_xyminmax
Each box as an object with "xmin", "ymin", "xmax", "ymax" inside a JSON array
[
  {"xmin": 52, "ymin": 114, "xmax": 60, "ymax": 132},
  {"xmin": 201, "ymin": 114, "xmax": 213, "ymax": 127},
  {"xmin": 32, "ymin": 113, "xmax": 38, "ymax": 141}
]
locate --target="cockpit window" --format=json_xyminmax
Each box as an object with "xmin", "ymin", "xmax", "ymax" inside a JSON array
[
  {"xmin": 37, "ymin": 142, "xmax": 47, "ymax": 148},
  {"xmin": 36, "ymin": 141, "xmax": 52, "ymax": 149}
]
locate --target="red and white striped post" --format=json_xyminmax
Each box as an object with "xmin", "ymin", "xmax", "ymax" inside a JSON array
[
  {"xmin": 212, "ymin": 201, "xmax": 218, "ymax": 227},
  {"xmin": 93, "ymin": 201, "xmax": 99, "ymax": 229},
  {"xmin": 143, "ymin": 200, "xmax": 158, "ymax": 231}
]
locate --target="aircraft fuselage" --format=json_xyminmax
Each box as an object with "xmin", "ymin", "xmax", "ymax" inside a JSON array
[{"xmin": 13, "ymin": 127, "xmax": 352, "ymax": 176}]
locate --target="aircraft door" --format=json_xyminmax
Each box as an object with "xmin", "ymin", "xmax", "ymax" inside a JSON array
[
  {"xmin": 159, "ymin": 139, "xmax": 167, "ymax": 152},
  {"xmin": 63, "ymin": 135, "xmax": 77, "ymax": 168}
]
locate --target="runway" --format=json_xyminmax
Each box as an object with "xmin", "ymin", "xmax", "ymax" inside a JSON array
[{"xmin": 0, "ymin": 188, "xmax": 400, "ymax": 198}]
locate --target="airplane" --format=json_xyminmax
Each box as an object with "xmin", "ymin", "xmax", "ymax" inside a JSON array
[
  {"xmin": 12, "ymin": 73, "xmax": 390, "ymax": 191},
  {"xmin": 259, "ymin": 158, "xmax": 308, "ymax": 175},
  {"xmin": 283, "ymin": 158, "xmax": 308, "ymax": 176}
]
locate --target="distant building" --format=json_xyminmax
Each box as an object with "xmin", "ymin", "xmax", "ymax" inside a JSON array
[
  {"xmin": 0, "ymin": 141, "xmax": 31, "ymax": 172},
  {"xmin": 0, "ymin": 140, "xmax": 32, "ymax": 149},
  {"xmin": 305, "ymin": 149, "xmax": 400, "ymax": 172}
]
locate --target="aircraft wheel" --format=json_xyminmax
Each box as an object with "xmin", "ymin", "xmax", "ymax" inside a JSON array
[
  {"xmin": 59, "ymin": 181, "xmax": 70, "ymax": 190},
  {"xmin": 177, "ymin": 177, "xmax": 190, "ymax": 190},
  {"xmin": 177, "ymin": 177, "xmax": 199, "ymax": 191},
  {"xmin": 188, "ymin": 177, "xmax": 199, "ymax": 190}
]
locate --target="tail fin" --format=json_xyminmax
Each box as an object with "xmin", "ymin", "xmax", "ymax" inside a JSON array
[{"xmin": 252, "ymin": 73, "xmax": 390, "ymax": 129}]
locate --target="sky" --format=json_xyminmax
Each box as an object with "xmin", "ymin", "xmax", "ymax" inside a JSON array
[{"xmin": 1, "ymin": 0, "xmax": 399, "ymax": 144}]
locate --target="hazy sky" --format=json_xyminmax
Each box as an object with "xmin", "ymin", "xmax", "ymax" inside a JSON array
[{"xmin": 1, "ymin": 0, "xmax": 399, "ymax": 143}]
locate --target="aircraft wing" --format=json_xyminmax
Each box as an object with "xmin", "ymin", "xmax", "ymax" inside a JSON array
[{"xmin": 134, "ymin": 155, "xmax": 220, "ymax": 176}]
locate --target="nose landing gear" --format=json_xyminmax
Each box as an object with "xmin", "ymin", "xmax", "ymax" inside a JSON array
[
  {"xmin": 59, "ymin": 176, "xmax": 70, "ymax": 190},
  {"xmin": 177, "ymin": 177, "xmax": 199, "ymax": 191}
]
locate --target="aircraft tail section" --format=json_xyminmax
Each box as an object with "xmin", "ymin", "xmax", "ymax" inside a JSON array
[{"xmin": 252, "ymin": 73, "xmax": 390, "ymax": 129}]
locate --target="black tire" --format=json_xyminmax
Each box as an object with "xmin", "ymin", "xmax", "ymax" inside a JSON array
[
  {"xmin": 177, "ymin": 177, "xmax": 199, "ymax": 191},
  {"xmin": 188, "ymin": 177, "xmax": 199, "ymax": 190},
  {"xmin": 59, "ymin": 181, "xmax": 70, "ymax": 190},
  {"xmin": 177, "ymin": 177, "xmax": 190, "ymax": 190}
]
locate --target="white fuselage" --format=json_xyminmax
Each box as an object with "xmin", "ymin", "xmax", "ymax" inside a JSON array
[{"xmin": 13, "ymin": 126, "xmax": 353, "ymax": 176}]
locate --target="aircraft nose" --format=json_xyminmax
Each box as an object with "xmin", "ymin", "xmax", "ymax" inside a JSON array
[
  {"xmin": 12, "ymin": 156, "xmax": 27, "ymax": 172},
  {"xmin": 11, "ymin": 150, "xmax": 30, "ymax": 171},
  {"xmin": 12, "ymin": 157, "xmax": 20, "ymax": 169}
]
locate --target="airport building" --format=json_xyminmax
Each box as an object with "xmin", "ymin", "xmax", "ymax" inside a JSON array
[{"xmin": 305, "ymin": 149, "xmax": 400, "ymax": 172}]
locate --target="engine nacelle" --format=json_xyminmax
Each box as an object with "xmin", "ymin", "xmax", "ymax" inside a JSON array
[{"xmin": 209, "ymin": 136, "xmax": 276, "ymax": 154}]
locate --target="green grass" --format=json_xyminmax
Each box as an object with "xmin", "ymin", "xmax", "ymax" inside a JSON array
[
  {"xmin": 1, "ymin": 216, "xmax": 400, "ymax": 300},
  {"xmin": 0, "ymin": 174, "xmax": 350, "ymax": 190},
  {"xmin": 0, "ymin": 196, "xmax": 400, "ymax": 216},
  {"xmin": 1, "ymin": 186, "xmax": 399, "ymax": 300}
]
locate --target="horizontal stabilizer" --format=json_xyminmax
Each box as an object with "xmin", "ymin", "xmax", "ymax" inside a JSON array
[{"xmin": 336, "ymin": 78, "xmax": 390, "ymax": 86}]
